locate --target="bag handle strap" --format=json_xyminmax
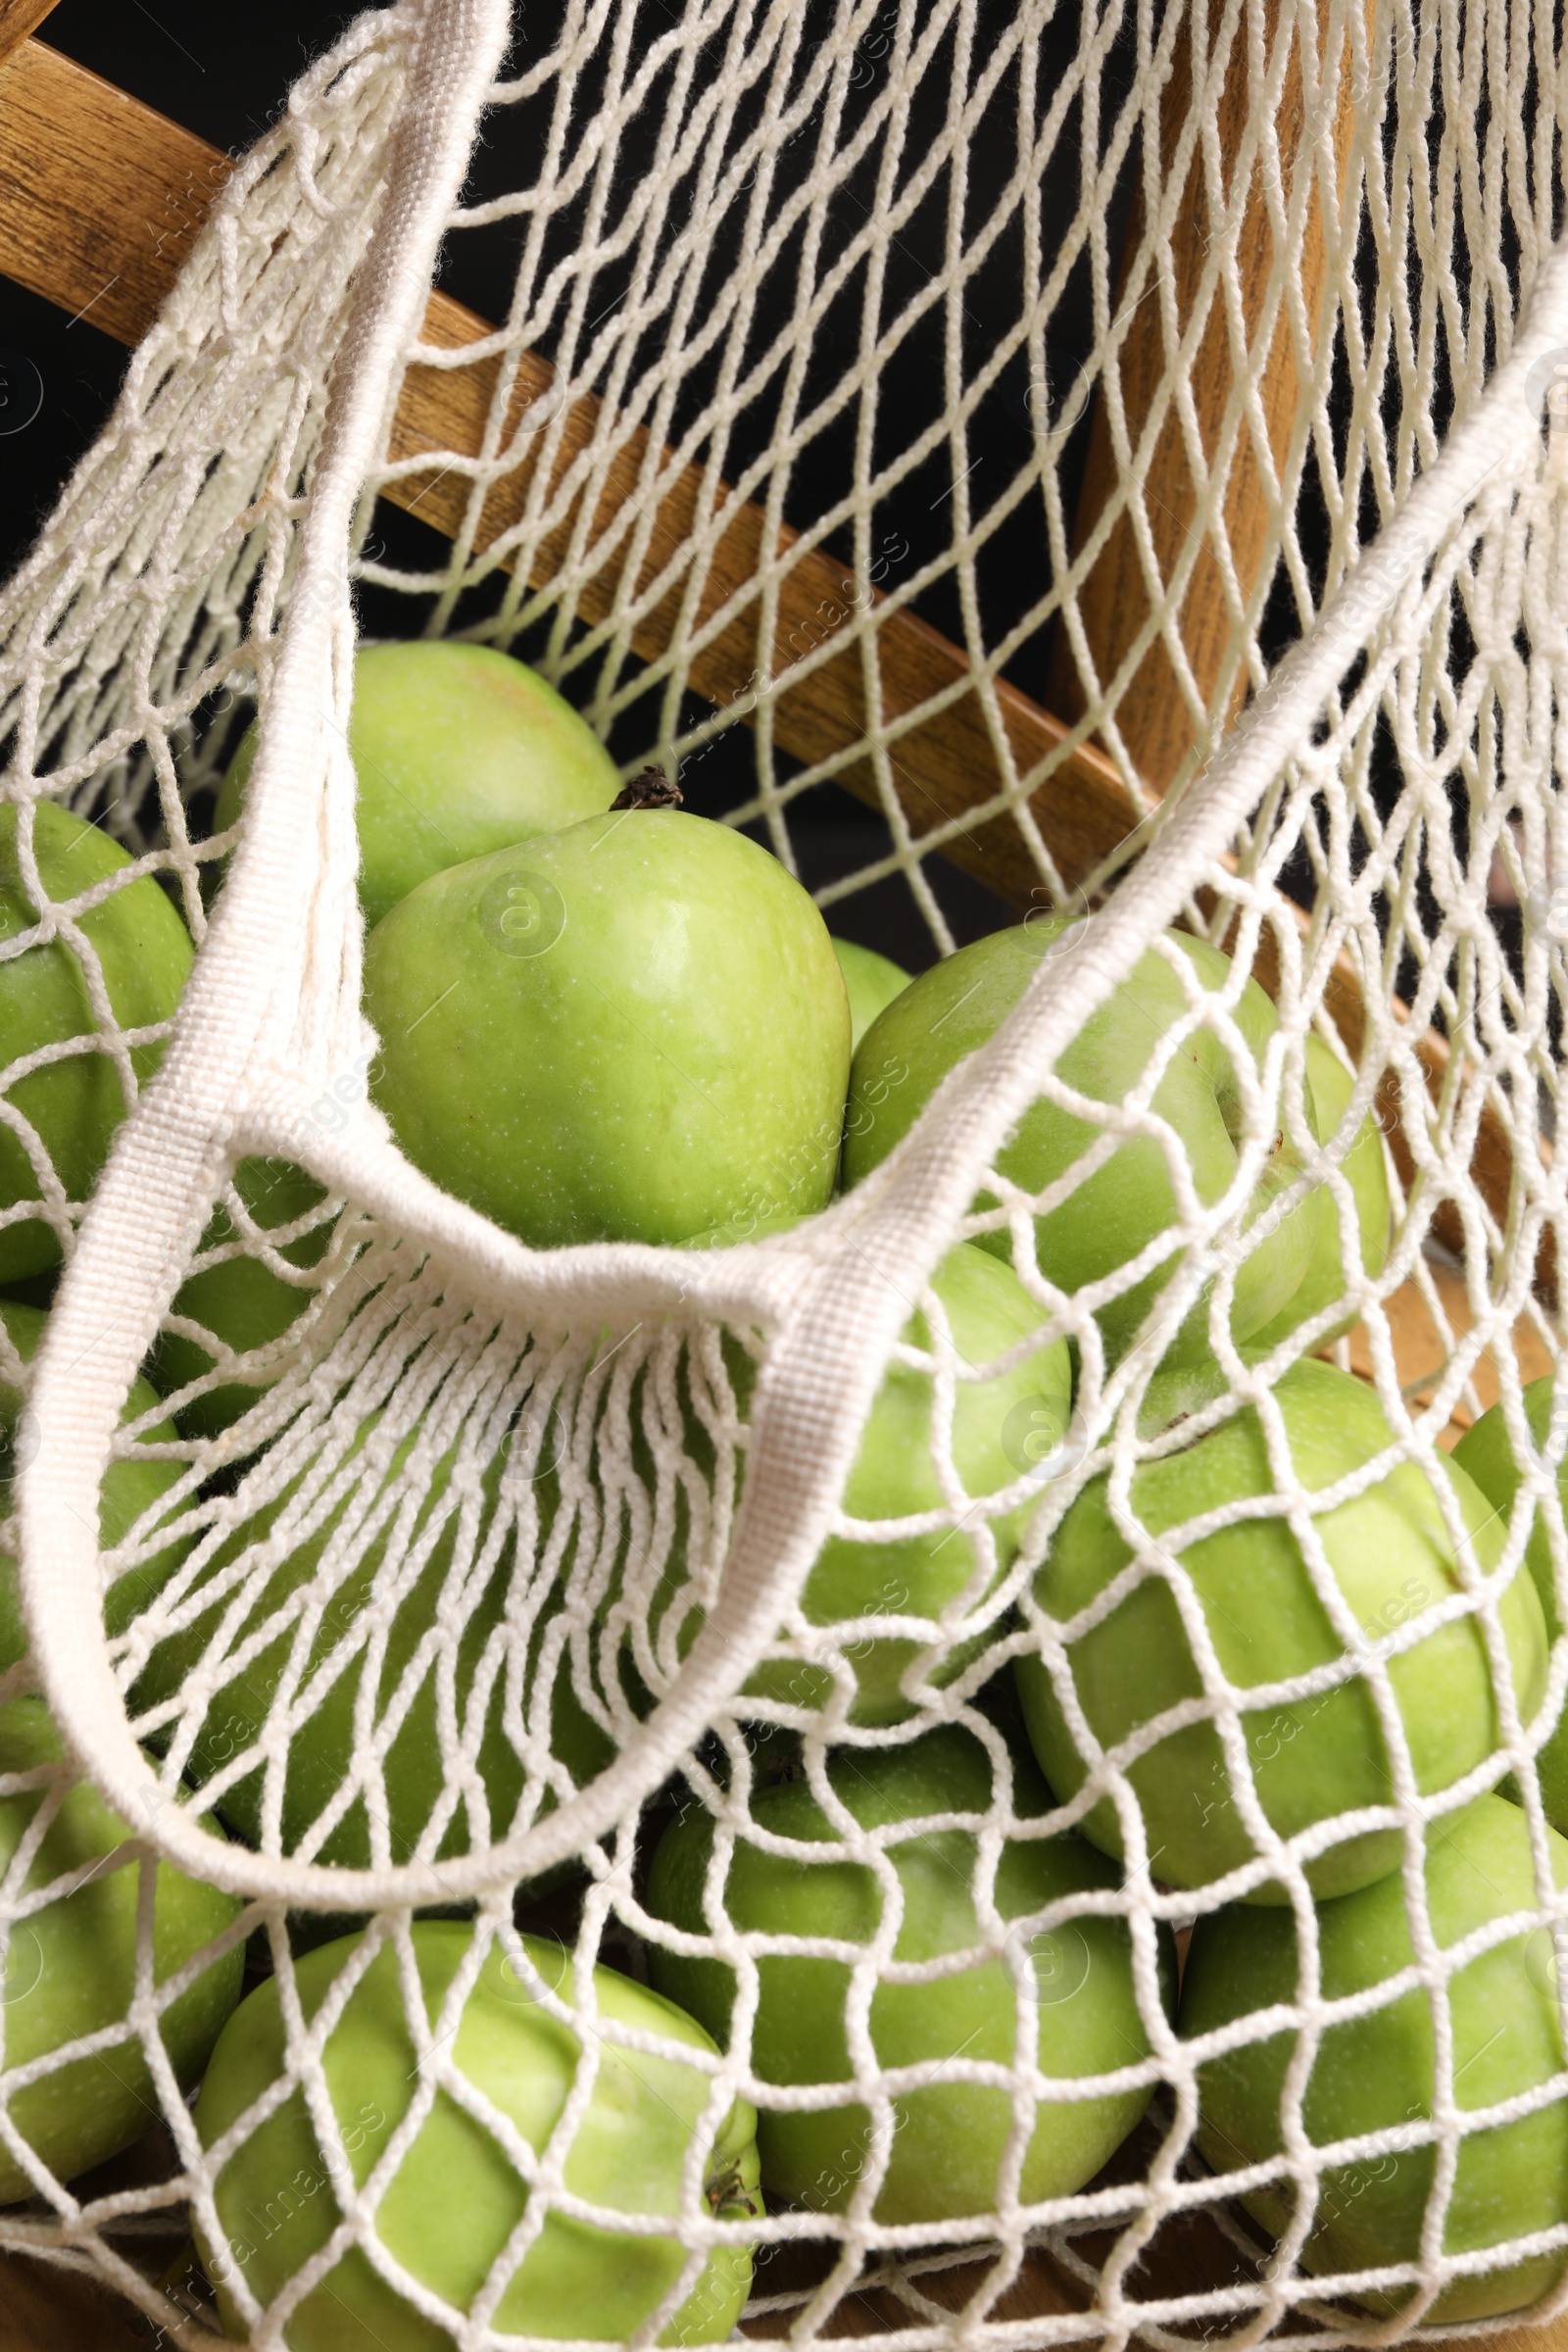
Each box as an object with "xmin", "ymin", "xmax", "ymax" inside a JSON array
[{"xmin": 19, "ymin": 0, "xmax": 515, "ymax": 1884}]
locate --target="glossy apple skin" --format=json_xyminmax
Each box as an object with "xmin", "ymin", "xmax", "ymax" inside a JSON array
[
  {"xmin": 154, "ymin": 1157, "xmax": 331, "ymax": 1438},
  {"xmin": 841, "ymin": 924, "xmax": 1316, "ymax": 1370},
  {"xmin": 831, "ymin": 936, "xmax": 910, "ymax": 1051},
  {"xmin": 1245, "ymin": 1034, "xmax": 1392, "ymax": 1353},
  {"xmin": 624, "ymin": 1242, "xmax": 1071, "ymax": 1727},
  {"xmin": 130, "ymin": 1423, "xmax": 611, "ymax": 1869},
  {"xmin": 194, "ymin": 1922, "xmax": 760, "ymax": 2347},
  {"xmin": 1453, "ymin": 1378, "xmax": 1568, "ymax": 1826},
  {"xmin": 0, "ymin": 802, "xmax": 192, "ymax": 1282},
  {"xmin": 1182, "ymin": 1793, "xmax": 1568, "ymax": 2322},
  {"xmin": 1014, "ymin": 1358, "xmax": 1547, "ymax": 1901},
  {"xmin": 0, "ymin": 1697, "xmax": 243, "ymax": 2204},
  {"xmin": 218, "ymin": 643, "xmax": 621, "ymax": 929},
  {"xmin": 365, "ymin": 810, "xmax": 852, "ymax": 1250},
  {"xmin": 0, "ymin": 1299, "xmax": 189, "ymax": 1671},
  {"xmin": 646, "ymin": 1723, "xmax": 1170, "ymax": 2225}
]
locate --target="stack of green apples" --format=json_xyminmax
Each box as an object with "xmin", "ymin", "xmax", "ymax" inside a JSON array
[
  {"xmin": 0, "ymin": 636, "xmax": 1558, "ymax": 2342},
  {"xmin": 836, "ymin": 910, "xmax": 1568, "ymax": 2320}
]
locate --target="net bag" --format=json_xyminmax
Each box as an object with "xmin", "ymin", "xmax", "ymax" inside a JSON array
[{"xmin": 2, "ymin": 0, "xmax": 1568, "ymax": 2340}]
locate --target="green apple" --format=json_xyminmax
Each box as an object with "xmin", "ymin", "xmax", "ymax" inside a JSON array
[
  {"xmin": 831, "ymin": 937, "xmax": 910, "ymax": 1051},
  {"xmin": 1014, "ymin": 1357, "xmax": 1547, "ymax": 1901},
  {"xmin": 194, "ymin": 1921, "xmax": 760, "ymax": 2346},
  {"xmin": 0, "ymin": 801, "xmax": 192, "ymax": 1282},
  {"xmin": 365, "ymin": 809, "xmax": 852, "ymax": 1250},
  {"xmin": 1453, "ymin": 1377, "xmax": 1568, "ymax": 1826},
  {"xmin": 218, "ymin": 643, "xmax": 621, "ymax": 929},
  {"xmin": 130, "ymin": 1417, "xmax": 612, "ymax": 1869},
  {"xmin": 0, "ymin": 1300, "xmax": 190, "ymax": 1673},
  {"xmin": 155, "ymin": 1157, "xmax": 332, "ymax": 1438},
  {"xmin": 1182, "ymin": 1792, "xmax": 1568, "ymax": 2322},
  {"xmin": 618, "ymin": 1241, "xmax": 1071, "ymax": 1727},
  {"xmin": 646, "ymin": 1721, "xmax": 1170, "ymax": 2224},
  {"xmin": 0, "ymin": 1696, "xmax": 242, "ymax": 2203},
  {"xmin": 842, "ymin": 923, "xmax": 1318, "ymax": 1371},
  {"xmin": 1244, "ymin": 1034, "xmax": 1392, "ymax": 1353}
]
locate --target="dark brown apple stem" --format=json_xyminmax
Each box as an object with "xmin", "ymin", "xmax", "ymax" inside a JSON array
[{"xmin": 611, "ymin": 766, "xmax": 683, "ymax": 810}]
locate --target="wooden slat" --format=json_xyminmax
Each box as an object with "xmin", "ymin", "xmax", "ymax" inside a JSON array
[
  {"xmin": 0, "ymin": 0, "xmax": 58, "ymax": 69},
  {"xmin": 0, "ymin": 2243, "xmax": 155, "ymax": 2349},
  {"xmin": 0, "ymin": 42, "xmax": 224, "ymax": 341},
  {"xmin": 395, "ymin": 299, "xmax": 1151, "ymax": 906},
  {"xmin": 1353, "ymin": 1255, "xmax": 1557, "ymax": 1446},
  {"xmin": 1230, "ymin": 917, "xmax": 1550, "ymax": 1293},
  {"xmin": 1047, "ymin": 0, "xmax": 1355, "ymax": 795}
]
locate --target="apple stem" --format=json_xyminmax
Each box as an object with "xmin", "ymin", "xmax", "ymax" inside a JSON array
[{"xmin": 611, "ymin": 766, "xmax": 683, "ymax": 810}]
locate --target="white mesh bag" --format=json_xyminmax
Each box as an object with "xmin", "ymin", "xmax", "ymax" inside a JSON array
[{"xmin": 2, "ymin": 0, "xmax": 1568, "ymax": 2342}]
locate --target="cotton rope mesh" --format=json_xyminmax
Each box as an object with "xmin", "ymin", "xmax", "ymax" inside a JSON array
[{"xmin": 0, "ymin": 0, "xmax": 1562, "ymax": 2342}]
